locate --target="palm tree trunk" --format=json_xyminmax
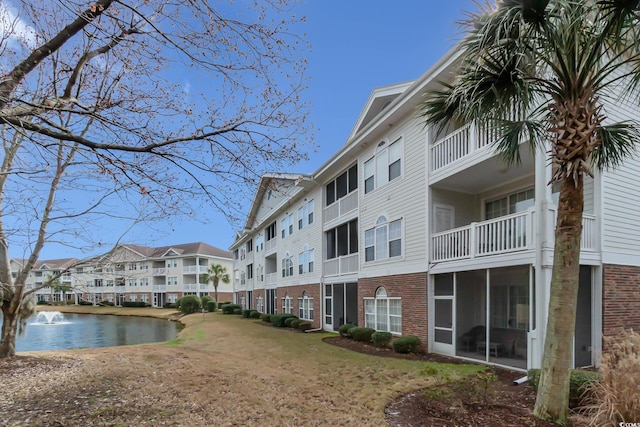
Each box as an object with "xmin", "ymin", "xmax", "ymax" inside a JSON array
[{"xmin": 534, "ymin": 176, "xmax": 584, "ymax": 423}]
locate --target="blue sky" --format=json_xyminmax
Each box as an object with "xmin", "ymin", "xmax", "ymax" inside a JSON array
[{"xmin": 35, "ymin": 0, "xmax": 476, "ymax": 259}]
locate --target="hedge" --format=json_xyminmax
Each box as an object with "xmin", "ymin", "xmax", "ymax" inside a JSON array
[
  {"xmin": 261, "ymin": 314, "xmax": 272, "ymax": 323},
  {"xmin": 298, "ymin": 321, "xmax": 312, "ymax": 331},
  {"xmin": 242, "ymin": 309, "xmax": 253, "ymax": 318},
  {"xmin": 201, "ymin": 295, "xmax": 213, "ymax": 308},
  {"xmin": 179, "ymin": 295, "xmax": 202, "ymax": 314},
  {"xmin": 372, "ymin": 331, "xmax": 393, "ymax": 347},
  {"xmin": 351, "ymin": 327, "xmax": 375, "ymax": 343},
  {"xmin": 206, "ymin": 300, "xmax": 217, "ymax": 312},
  {"xmin": 393, "ymin": 335, "xmax": 422, "ymax": 354},
  {"xmin": 163, "ymin": 302, "xmax": 176, "ymax": 309},
  {"xmin": 270, "ymin": 313, "xmax": 297, "ymax": 327},
  {"xmin": 232, "ymin": 308, "xmax": 242, "ymax": 314},
  {"xmin": 338, "ymin": 323, "xmax": 357, "ymax": 338},
  {"xmin": 249, "ymin": 310, "xmax": 262, "ymax": 319},
  {"xmin": 122, "ymin": 301, "xmax": 147, "ymax": 308},
  {"xmin": 528, "ymin": 369, "xmax": 599, "ymax": 408},
  {"xmin": 221, "ymin": 303, "xmax": 241, "ymax": 314},
  {"xmin": 284, "ymin": 316, "xmax": 299, "ymax": 327}
]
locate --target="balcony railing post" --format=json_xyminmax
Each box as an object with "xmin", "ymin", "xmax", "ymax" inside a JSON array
[{"xmin": 469, "ymin": 222, "xmax": 477, "ymax": 258}]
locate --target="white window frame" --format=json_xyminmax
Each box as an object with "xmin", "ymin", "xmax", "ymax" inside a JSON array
[
  {"xmin": 168, "ymin": 294, "xmax": 178, "ymax": 303},
  {"xmin": 256, "ymin": 296, "xmax": 264, "ymax": 313},
  {"xmin": 364, "ymin": 287, "xmax": 401, "ymax": 334},
  {"xmin": 298, "ymin": 199, "xmax": 314, "ymax": 229},
  {"xmin": 281, "ymin": 213, "xmax": 294, "ymax": 238},
  {"xmin": 282, "ymin": 295, "xmax": 293, "ymax": 314},
  {"xmin": 167, "ymin": 276, "xmax": 178, "ymax": 286},
  {"xmin": 298, "ymin": 246, "xmax": 315, "ymax": 275},
  {"xmin": 298, "ymin": 291, "xmax": 314, "ymax": 320},
  {"xmin": 364, "ymin": 216, "xmax": 402, "ymax": 262},
  {"xmin": 364, "ymin": 137, "xmax": 403, "ymax": 194},
  {"xmin": 281, "ymin": 252, "xmax": 294, "ymax": 277}
]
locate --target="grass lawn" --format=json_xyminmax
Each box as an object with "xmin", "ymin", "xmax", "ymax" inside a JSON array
[{"xmin": 6, "ymin": 307, "xmax": 483, "ymax": 426}]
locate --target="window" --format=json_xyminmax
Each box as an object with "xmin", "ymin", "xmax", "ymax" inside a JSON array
[
  {"xmin": 234, "ymin": 249, "xmax": 239, "ymax": 259},
  {"xmin": 326, "ymin": 219, "xmax": 358, "ymax": 259},
  {"xmin": 94, "ymin": 279, "xmax": 103, "ymax": 287},
  {"xmin": 265, "ymin": 222, "xmax": 277, "ymax": 241},
  {"xmin": 140, "ymin": 278, "xmax": 149, "ymax": 286},
  {"xmin": 298, "ymin": 199, "xmax": 314, "ymax": 229},
  {"xmin": 130, "ymin": 294, "xmax": 138, "ymax": 302},
  {"xmin": 128, "ymin": 279, "xmax": 137, "ymax": 287},
  {"xmin": 166, "ymin": 259, "xmax": 178, "ymax": 268},
  {"xmin": 282, "ymin": 253, "xmax": 294, "ymax": 277},
  {"xmin": 167, "ymin": 276, "xmax": 178, "ymax": 286},
  {"xmin": 256, "ymin": 296, "xmax": 264, "ymax": 313},
  {"xmin": 364, "ymin": 138, "xmax": 403, "ymax": 194},
  {"xmin": 240, "ymin": 247, "xmax": 246, "ymax": 260},
  {"xmin": 298, "ymin": 247, "xmax": 315, "ymax": 274},
  {"xmin": 298, "ymin": 291, "xmax": 314, "ymax": 320},
  {"xmin": 246, "ymin": 239, "xmax": 253, "ymax": 253},
  {"xmin": 168, "ymin": 294, "xmax": 178, "ymax": 303},
  {"xmin": 128, "ymin": 263, "xmax": 137, "ymax": 271},
  {"xmin": 364, "ymin": 287, "xmax": 401, "ymax": 334},
  {"xmin": 282, "ymin": 294, "xmax": 293, "ymax": 314},
  {"xmin": 365, "ymin": 216, "xmax": 402, "ymax": 262},
  {"xmin": 140, "ymin": 294, "xmax": 149, "ymax": 303},
  {"xmin": 326, "ymin": 164, "xmax": 358, "ymax": 206},
  {"xmin": 257, "ymin": 264, "xmax": 264, "ymax": 282},
  {"xmin": 255, "ymin": 235, "xmax": 264, "ymax": 252},
  {"xmin": 485, "ymin": 188, "xmax": 534, "ymax": 220},
  {"xmin": 106, "ymin": 279, "xmax": 114, "ymax": 287},
  {"xmin": 281, "ymin": 213, "xmax": 294, "ymax": 238},
  {"xmin": 240, "ymin": 271, "xmax": 246, "ymax": 285},
  {"xmin": 266, "ymin": 289, "xmax": 277, "ymax": 314},
  {"xmin": 247, "ymin": 264, "xmax": 254, "ymax": 280},
  {"xmin": 76, "ymin": 267, "xmax": 84, "ymax": 274}
]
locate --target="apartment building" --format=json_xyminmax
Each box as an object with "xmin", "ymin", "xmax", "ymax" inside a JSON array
[
  {"xmin": 15, "ymin": 242, "xmax": 233, "ymax": 307},
  {"xmin": 230, "ymin": 48, "xmax": 640, "ymax": 372}
]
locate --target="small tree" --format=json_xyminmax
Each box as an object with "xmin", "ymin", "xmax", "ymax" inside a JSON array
[{"xmin": 201, "ymin": 264, "xmax": 230, "ymax": 304}]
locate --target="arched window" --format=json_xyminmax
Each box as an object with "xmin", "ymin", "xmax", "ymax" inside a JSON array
[
  {"xmin": 281, "ymin": 252, "xmax": 293, "ymax": 277},
  {"xmin": 364, "ymin": 137, "xmax": 403, "ymax": 194},
  {"xmin": 281, "ymin": 292, "xmax": 293, "ymax": 314},
  {"xmin": 364, "ymin": 287, "xmax": 401, "ymax": 334},
  {"xmin": 298, "ymin": 290, "xmax": 314, "ymax": 320},
  {"xmin": 365, "ymin": 216, "xmax": 403, "ymax": 262}
]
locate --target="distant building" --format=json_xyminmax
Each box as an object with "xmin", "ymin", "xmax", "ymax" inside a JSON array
[{"xmin": 14, "ymin": 242, "xmax": 233, "ymax": 307}]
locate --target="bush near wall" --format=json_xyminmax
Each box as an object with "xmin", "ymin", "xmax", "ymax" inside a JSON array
[
  {"xmin": 284, "ymin": 316, "xmax": 299, "ymax": 327},
  {"xmin": 201, "ymin": 295, "xmax": 213, "ymax": 308},
  {"xmin": 298, "ymin": 321, "xmax": 312, "ymax": 331},
  {"xmin": 528, "ymin": 369, "xmax": 599, "ymax": 409},
  {"xmin": 206, "ymin": 301, "xmax": 217, "ymax": 312},
  {"xmin": 221, "ymin": 304, "xmax": 241, "ymax": 314},
  {"xmin": 261, "ymin": 314, "xmax": 271, "ymax": 323},
  {"xmin": 270, "ymin": 313, "xmax": 296, "ymax": 327},
  {"xmin": 372, "ymin": 331, "xmax": 393, "ymax": 347},
  {"xmin": 242, "ymin": 309, "xmax": 253, "ymax": 318},
  {"xmin": 163, "ymin": 302, "xmax": 176, "ymax": 309},
  {"xmin": 232, "ymin": 308, "xmax": 242, "ymax": 314},
  {"xmin": 338, "ymin": 323, "xmax": 357, "ymax": 338},
  {"xmin": 393, "ymin": 335, "xmax": 422, "ymax": 354},
  {"xmin": 249, "ymin": 310, "xmax": 261, "ymax": 319},
  {"xmin": 175, "ymin": 298, "xmax": 183, "ymax": 311},
  {"xmin": 351, "ymin": 327, "xmax": 375, "ymax": 343},
  {"xmin": 179, "ymin": 295, "xmax": 202, "ymax": 314},
  {"xmin": 290, "ymin": 319, "xmax": 301, "ymax": 329},
  {"xmin": 122, "ymin": 301, "xmax": 147, "ymax": 308}
]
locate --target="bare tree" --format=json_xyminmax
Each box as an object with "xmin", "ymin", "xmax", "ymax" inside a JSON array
[{"xmin": 0, "ymin": 0, "xmax": 311, "ymax": 358}]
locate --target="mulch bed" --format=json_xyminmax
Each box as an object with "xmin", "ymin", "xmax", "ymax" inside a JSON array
[{"xmin": 323, "ymin": 336, "xmax": 587, "ymax": 426}]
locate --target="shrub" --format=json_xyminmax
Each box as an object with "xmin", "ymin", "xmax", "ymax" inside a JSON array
[
  {"xmin": 582, "ymin": 329, "xmax": 639, "ymax": 425},
  {"xmin": 100, "ymin": 301, "xmax": 114, "ymax": 306},
  {"xmin": 221, "ymin": 304, "xmax": 241, "ymax": 314},
  {"xmin": 179, "ymin": 295, "xmax": 202, "ymax": 314},
  {"xmin": 249, "ymin": 310, "xmax": 261, "ymax": 319},
  {"xmin": 284, "ymin": 316, "xmax": 299, "ymax": 327},
  {"xmin": 393, "ymin": 335, "xmax": 422, "ymax": 354},
  {"xmin": 232, "ymin": 308, "xmax": 242, "ymax": 315},
  {"xmin": 372, "ymin": 331, "xmax": 393, "ymax": 347},
  {"xmin": 163, "ymin": 302, "xmax": 176, "ymax": 309},
  {"xmin": 338, "ymin": 323, "xmax": 357, "ymax": 338},
  {"xmin": 348, "ymin": 326, "xmax": 359, "ymax": 337},
  {"xmin": 122, "ymin": 301, "xmax": 147, "ymax": 308},
  {"xmin": 242, "ymin": 309, "xmax": 252, "ymax": 318},
  {"xmin": 175, "ymin": 298, "xmax": 182, "ymax": 311},
  {"xmin": 528, "ymin": 368, "xmax": 599, "ymax": 409},
  {"xmin": 37, "ymin": 300, "xmax": 50, "ymax": 305},
  {"xmin": 206, "ymin": 300, "xmax": 217, "ymax": 312},
  {"xmin": 350, "ymin": 327, "xmax": 375, "ymax": 343},
  {"xmin": 201, "ymin": 295, "xmax": 213, "ymax": 308},
  {"xmin": 261, "ymin": 314, "xmax": 271, "ymax": 323},
  {"xmin": 298, "ymin": 321, "xmax": 312, "ymax": 331},
  {"xmin": 290, "ymin": 319, "xmax": 301, "ymax": 329},
  {"xmin": 270, "ymin": 313, "xmax": 296, "ymax": 327}
]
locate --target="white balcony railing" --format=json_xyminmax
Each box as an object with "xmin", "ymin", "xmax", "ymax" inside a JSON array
[
  {"xmin": 323, "ymin": 253, "xmax": 359, "ymax": 276},
  {"xmin": 265, "ymin": 238, "xmax": 277, "ymax": 253},
  {"xmin": 153, "ymin": 285, "xmax": 167, "ymax": 292},
  {"xmin": 432, "ymin": 210, "xmax": 534, "ymax": 262},
  {"xmin": 323, "ymin": 191, "xmax": 358, "ymax": 224},
  {"xmin": 266, "ymin": 272, "xmax": 277, "ymax": 286},
  {"xmin": 430, "ymin": 122, "xmax": 495, "ymax": 172},
  {"xmin": 184, "ymin": 283, "xmax": 198, "ymax": 291},
  {"xmin": 182, "ymin": 265, "xmax": 208, "ymax": 274},
  {"xmin": 152, "ymin": 268, "xmax": 166, "ymax": 275}
]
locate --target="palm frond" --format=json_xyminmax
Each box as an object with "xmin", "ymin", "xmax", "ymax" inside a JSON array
[
  {"xmin": 592, "ymin": 121, "xmax": 640, "ymax": 169},
  {"xmin": 493, "ymin": 118, "xmax": 547, "ymax": 165}
]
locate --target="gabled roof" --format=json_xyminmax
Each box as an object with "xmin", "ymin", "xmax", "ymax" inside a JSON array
[
  {"xmin": 33, "ymin": 258, "xmax": 79, "ymax": 270},
  {"xmin": 347, "ymin": 80, "xmax": 415, "ymax": 141},
  {"xmin": 243, "ymin": 172, "xmax": 313, "ymax": 232},
  {"xmin": 149, "ymin": 242, "xmax": 232, "ymax": 259}
]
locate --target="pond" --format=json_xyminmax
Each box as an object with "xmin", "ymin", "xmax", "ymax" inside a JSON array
[{"xmin": 2, "ymin": 312, "xmax": 181, "ymax": 352}]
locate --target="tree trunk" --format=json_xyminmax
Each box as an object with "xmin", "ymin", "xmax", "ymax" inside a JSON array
[
  {"xmin": 534, "ymin": 176, "xmax": 584, "ymax": 423},
  {"xmin": 214, "ymin": 279, "xmax": 219, "ymax": 304},
  {"xmin": 0, "ymin": 293, "xmax": 21, "ymax": 358}
]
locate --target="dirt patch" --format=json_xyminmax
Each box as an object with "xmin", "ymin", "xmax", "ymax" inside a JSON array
[{"xmin": 325, "ymin": 336, "xmax": 588, "ymax": 426}]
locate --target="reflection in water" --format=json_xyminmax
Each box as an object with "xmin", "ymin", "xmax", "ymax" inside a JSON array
[{"xmin": 4, "ymin": 313, "xmax": 180, "ymax": 352}]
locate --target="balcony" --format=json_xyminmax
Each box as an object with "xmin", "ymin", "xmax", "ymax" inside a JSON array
[
  {"xmin": 431, "ymin": 208, "xmax": 597, "ymax": 262},
  {"xmin": 183, "ymin": 283, "xmax": 198, "ymax": 291},
  {"xmin": 152, "ymin": 285, "xmax": 167, "ymax": 292},
  {"xmin": 266, "ymin": 272, "xmax": 277, "ymax": 286},
  {"xmin": 265, "ymin": 238, "xmax": 277, "ymax": 253},
  {"xmin": 182, "ymin": 265, "xmax": 208, "ymax": 274},
  {"xmin": 431, "ymin": 123, "xmax": 496, "ymax": 172},
  {"xmin": 324, "ymin": 191, "xmax": 358, "ymax": 224},
  {"xmin": 152, "ymin": 268, "xmax": 166, "ymax": 276},
  {"xmin": 324, "ymin": 253, "xmax": 359, "ymax": 276}
]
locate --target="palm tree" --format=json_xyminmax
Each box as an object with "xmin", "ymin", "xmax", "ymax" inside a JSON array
[
  {"xmin": 420, "ymin": 1, "xmax": 640, "ymax": 423},
  {"xmin": 201, "ymin": 264, "xmax": 230, "ymax": 304}
]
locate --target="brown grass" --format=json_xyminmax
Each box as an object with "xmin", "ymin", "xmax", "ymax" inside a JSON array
[
  {"xmin": 3, "ymin": 307, "xmax": 480, "ymax": 426},
  {"xmin": 584, "ymin": 329, "xmax": 640, "ymax": 426}
]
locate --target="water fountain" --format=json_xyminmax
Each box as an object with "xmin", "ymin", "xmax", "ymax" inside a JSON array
[{"xmin": 35, "ymin": 311, "xmax": 65, "ymax": 324}]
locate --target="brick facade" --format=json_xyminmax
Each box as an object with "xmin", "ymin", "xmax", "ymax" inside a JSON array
[
  {"xmin": 278, "ymin": 283, "xmax": 322, "ymax": 329},
  {"xmin": 602, "ymin": 264, "xmax": 640, "ymax": 337},
  {"xmin": 358, "ymin": 272, "xmax": 428, "ymax": 347}
]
